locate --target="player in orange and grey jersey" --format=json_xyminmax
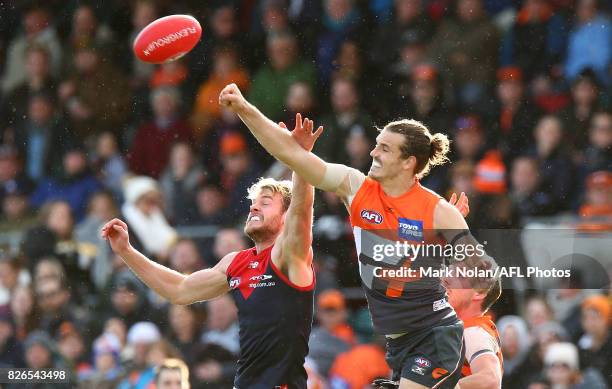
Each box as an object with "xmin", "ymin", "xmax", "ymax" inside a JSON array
[
  {"xmin": 220, "ymin": 83, "xmax": 487, "ymax": 389},
  {"xmin": 443, "ymin": 260, "xmax": 503, "ymax": 389}
]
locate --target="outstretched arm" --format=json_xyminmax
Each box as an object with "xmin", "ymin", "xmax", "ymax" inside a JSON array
[
  {"xmin": 457, "ymin": 354, "xmax": 502, "ymax": 389},
  {"xmin": 219, "ymin": 84, "xmax": 360, "ymax": 200},
  {"xmin": 102, "ymin": 219, "xmax": 231, "ymax": 305}
]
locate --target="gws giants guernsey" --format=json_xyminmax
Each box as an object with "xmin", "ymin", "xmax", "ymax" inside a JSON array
[
  {"xmin": 461, "ymin": 316, "xmax": 503, "ymax": 377},
  {"xmin": 349, "ymin": 177, "xmax": 458, "ymax": 334},
  {"xmin": 226, "ymin": 245, "xmax": 314, "ymax": 389}
]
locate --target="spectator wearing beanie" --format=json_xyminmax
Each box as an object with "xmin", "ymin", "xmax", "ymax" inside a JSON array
[
  {"xmin": 544, "ymin": 342, "xmax": 607, "ymax": 389},
  {"xmin": 578, "ymin": 295, "xmax": 612, "ymax": 386},
  {"xmin": 117, "ymin": 322, "xmax": 161, "ymax": 389},
  {"xmin": 78, "ymin": 332, "xmax": 124, "ymax": 389}
]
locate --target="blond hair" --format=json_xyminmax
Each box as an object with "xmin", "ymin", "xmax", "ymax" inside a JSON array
[
  {"xmin": 246, "ymin": 177, "xmax": 293, "ymax": 211},
  {"xmin": 155, "ymin": 358, "xmax": 190, "ymax": 389},
  {"xmin": 381, "ymin": 119, "xmax": 450, "ymax": 178}
]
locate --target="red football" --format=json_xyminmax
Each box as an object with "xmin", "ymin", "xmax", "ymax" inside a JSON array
[{"xmin": 133, "ymin": 14, "xmax": 202, "ymax": 64}]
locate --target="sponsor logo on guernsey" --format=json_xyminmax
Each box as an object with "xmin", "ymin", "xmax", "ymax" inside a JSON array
[
  {"xmin": 248, "ymin": 261, "xmax": 259, "ymax": 269},
  {"xmin": 432, "ymin": 367, "xmax": 449, "ymax": 379},
  {"xmin": 411, "ymin": 365, "xmax": 426, "ymax": 376},
  {"xmin": 432, "ymin": 298, "xmax": 450, "ymax": 312},
  {"xmin": 398, "ymin": 218, "xmax": 423, "ymax": 241},
  {"xmin": 249, "ymin": 274, "xmax": 273, "ymax": 282},
  {"xmin": 229, "ymin": 277, "xmax": 241, "ymax": 289},
  {"xmin": 415, "ymin": 357, "xmax": 431, "ymax": 368},
  {"xmin": 361, "ymin": 209, "xmax": 383, "ymax": 224}
]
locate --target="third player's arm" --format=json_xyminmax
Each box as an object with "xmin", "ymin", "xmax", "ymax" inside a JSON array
[{"xmin": 456, "ymin": 354, "xmax": 502, "ymax": 389}]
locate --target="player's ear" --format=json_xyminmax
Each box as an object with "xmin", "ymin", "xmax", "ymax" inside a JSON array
[
  {"xmin": 402, "ymin": 155, "xmax": 417, "ymax": 171},
  {"xmin": 472, "ymin": 290, "xmax": 486, "ymax": 303}
]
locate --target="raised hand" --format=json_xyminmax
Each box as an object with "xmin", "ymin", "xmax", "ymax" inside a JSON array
[
  {"xmin": 281, "ymin": 113, "xmax": 323, "ymax": 152},
  {"xmin": 219, "ymin": 83, "xmax": 248, "ymax": 113},
  {"xmin": 449, "ymin": 192, "xmax": 470, "ymax": 218},
  {"xmin": 101, "ymin": 218, "xmax": 131, "ymax": 255}
]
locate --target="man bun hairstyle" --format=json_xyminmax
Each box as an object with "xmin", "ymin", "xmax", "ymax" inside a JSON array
[{"xmin": 382, "ymin": 119, "xmax": 450, "ymax": 178}]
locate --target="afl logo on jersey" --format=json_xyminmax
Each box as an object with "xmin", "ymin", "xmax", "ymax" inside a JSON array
[
  {"xmin": 361, "ymin": 209, "xmax": 383, "ymax": 224},
  {"xmin": 229, "ymin": 277, "xmax": 241, "ymax": 289}
]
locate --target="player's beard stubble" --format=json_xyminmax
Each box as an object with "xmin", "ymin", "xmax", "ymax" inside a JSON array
[{"xmin": 244, "ymin": 213, "xmax": 283, "ymax": 244}]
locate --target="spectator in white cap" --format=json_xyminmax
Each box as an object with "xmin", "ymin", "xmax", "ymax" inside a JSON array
[
  {"xmin": 121, "ymin": 176, "xmax": 177, "ymax": 262},
  {"xmin": 116, "ymin": 321, "xmax": 161, "ymax": 389},
  {"xmin": 544, "ymin": 342, "xmax": 607, "ymax": 389}
]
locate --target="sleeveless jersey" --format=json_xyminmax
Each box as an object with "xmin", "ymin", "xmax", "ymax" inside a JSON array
[
  {"xmin": 349, "ymin": 177, "xmax": 457, "ymax": 334},
  {"xmin": 226, "ymin": 245, "xmax": 315, "ymax": 389},
  {"xmin": 460, "ymin": 316, "xmax": 503, "ymax": 377}
]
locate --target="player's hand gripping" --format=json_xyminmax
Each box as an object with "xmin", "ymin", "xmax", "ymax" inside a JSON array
[
  {"xmin": 101, "ymin": 218, "xmax": 131, "ymax": 255},
  {"xmin": 449, "ymin": 192, "xmax": 470, "ymax": 218},
  {"xmin": 279, "ymin": 113, "xmax": 323, "ymax": 152},
  {"xmin": 219, "ymin": 83, "xmax": 248, "ymax": 113}
]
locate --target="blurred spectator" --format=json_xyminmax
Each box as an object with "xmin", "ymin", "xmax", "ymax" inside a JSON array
[
  {"xmin": 91, "ymin": 132, "xmax": 127, "ymax": 199},
  {"xmin": 578, "ymin": 171, "xmax": 612, "ymax": 228},
  {"xmin": 0, "ymin": 255, "xmax": 30, "ymax": 307},
  {"xmin": 11, "ymin": 93, "xmax": 74, "ymax": 181},
  {"xmin": 188, "ymin": 4, "xmax": 241, "ymax": 87},
  {"xmin": 63, "ymin": 4, "xmax": 114, "ymax": 68},
  {"xmin": 23, "ymin": 330, "xmax": 63, "ymax": 370},
  {"xmin": 212, "ymin": 228, "xmax": 248, "ymax": 263},
  {"xmin": 498, "ymin": 315, "xmax": 532, "ymax": 388},
  {"xmin": 103, "ymin": 317, "xmax": 127, "ymax": 351},
  {"xmin": 56, "ymin": 323, "xmax": 90, "ymax": 378},
  {"xmin": 104, "ymin": 271, "xmax": 165, "ymax": 331},
  {"xmin": 29, "ymin": 147, "xmax": 102, "ymax": 220},
  {"xmin": 0, "ymin": 184, "xmax": 36, "ymax": 234},
  {"xmin": 191, "ymin": 184, "xmax": 226, "ymax": 227},
  {"xmin": 546, "ymin": 271, "xmax": 590, "ymax": 343},
  {"xmin": 218, "ymin": 132, "xmax": 262, "ymax": 222},
  {"xmin": 146, "ymin": 339, "xmax": 183, "ymax": 370},
  {"xmin": 58, "ymin": 44, "xmax": 130, "ymax": 142},
  {"xmin": 316, "ymin": 0, "xmax": 365, "ymax": 84},
  {"xmin": 371, "ymin": 0, "xmax": 434, "ymax": 69},
  {"xmin": 127, "ymin": 1, "xmax": 158, "ymax": 86},
  {"xmin": 489, "ymin": 66, "xmax": 541, "ymax": 161},
  {"xmin": 155, "ymin": 358, "xmax": 190, "ymax": 389},
  {"xmin": 503, "ymin": 0, "xmax": 567, "ymax": 80},
  {"xmin": 283, "ymin": 81, "xmax": 316, "ymax": 130},
  {"xmin": 248, "ymin": 31, "xmax": 316, "ymax": 120},
  {"xmin": 1, "ymin": 5, "xmax": 62, "ymax": 93},
  {"xmin": 529, "ymin": 115, "xmax": 576, "ymax": 211},
  {"xmin": 169, "ymin": 239, "xmax": 203, "ymax": 275},
  {"xmin": 191, "ymin": 343, "xmax": 236, "ymax": 389},
  {"xmin": 428, "ymin": 0, "xmax": 500, "ymax": 108},
  {"xmin": 328, "ymin": 336, "xmax": 390, "ymax": 389},
  {"xmin": 452, "ymin": 115, "xmax": 486, "ymax": 164},
  {"xmin": 565, "ymin": 0, "xmax": 612, "ymax": 86},
  {"xmin": 128, "ymin": 86, "xmax": 193, "ymax": 178},
  {"xmin": 167, "ymin": 304, "xmax": 204, "ymax": 366},
  {"xmin": 308, "ymin": 289, "xmax": 353, "ymax": 377},
  {"xmin": 78, "ymin": 332, "xmax": 124, "ymax": 389},
  {"xmin": 122, "ymin": 176, "xmax": 178, "ymax": 261},
  {"xmin": 248, "ymin": 0, "xmax": 295, "ymax": 67},
  {"xmin": 34, "ymin": 276, "xmax": 86, "ymax": 339},
  {"xmin": 509, "ymin": 156, "xmax": 557, "ymax": 219},
  {"xmin": 201, "ymin": 294, "xmax": 239, "ymax": 355},
  {"xmin": 401, "ymin": 64, "xmax": 455, "ymax": 136},
  {"xmin": 9, "ymin": 285, "xmax": 39, "ymax": 341},
  {"xmin": 0, "ymin": 44, "xmax": 56, "ymax": 131},
  {"xmin": 0, "ymin": 145, "xmax": 34, "ymax": 207},
  {"xmin": 388, "ymin": 30, "xmax": 429, "ymax": 91},
  {"xmin": 117, "ymin": 321, "xmax": 161, "ymax": 389},
  {"xmin": 192, "ymin": 44, "xmax": 250, "ymax": 137},
  {"xmin": 0, "ymin": 311, "xmax": 24, "ymax": 367},
  {"xmin": 160, "ymin": 142, "xmax": 206, "ymax": 224},
  {"xmin": 559, "ymin": 70, "xmax": 603, "ymax": 150},
  {"xmin": 75, "ymin": 191, "xmax": 120, "ymax": 291},
  {"xmin": 22, "ymin": 202, "xmax": 96, "ymax": 298},
  {"xmin": 149, "ymin": 59, "xmax": 189, "ymax": 90},
  {"xmin": 582, "ymin": 111, "xmax": 612, "ymax": 175},
  {"xmin": 315, "ymin": 77, "xmax": 375, "ymax": 166},
  {"xmin": 544, "ymin": 342, "xmax": 608, "ymax": 389},
  {"xmin": 578, "ymin": 295, "xmax": 612, "ymax": 386},
  {"xmin": 525, "ymin": 295, "xmax": 555, "ymax": 330}
]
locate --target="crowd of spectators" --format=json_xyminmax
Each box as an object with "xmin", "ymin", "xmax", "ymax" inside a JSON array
[{"xmin": 0, "ymin": 0, "xmax": 610, "ymax": 388}]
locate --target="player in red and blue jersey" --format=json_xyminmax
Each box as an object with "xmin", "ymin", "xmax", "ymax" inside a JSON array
[{"xmin": 102, "ymin": 116, "xmax": 323, "ymax": 389}]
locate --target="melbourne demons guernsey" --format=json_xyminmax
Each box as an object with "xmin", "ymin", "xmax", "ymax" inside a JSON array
[
  {"xmin": 349, "ymin": 176, "xmax": 458, "ymax": 334},
  {"xmin": 226, "ymin": 245, "xmax": 314, "ymax": 389},
  {"xmin": 461, "ymin": 316, "xmax": 503, "ymax": 377}
]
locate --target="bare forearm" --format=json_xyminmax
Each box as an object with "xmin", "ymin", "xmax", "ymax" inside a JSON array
[{"xmin": 118, "ymin": 246, "xmax": 185, "ymax": 303}]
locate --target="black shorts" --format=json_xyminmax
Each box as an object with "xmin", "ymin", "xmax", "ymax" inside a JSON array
[{"xmin": 385, "ymin": 321, "xmax": 464, "ymax": 388}]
